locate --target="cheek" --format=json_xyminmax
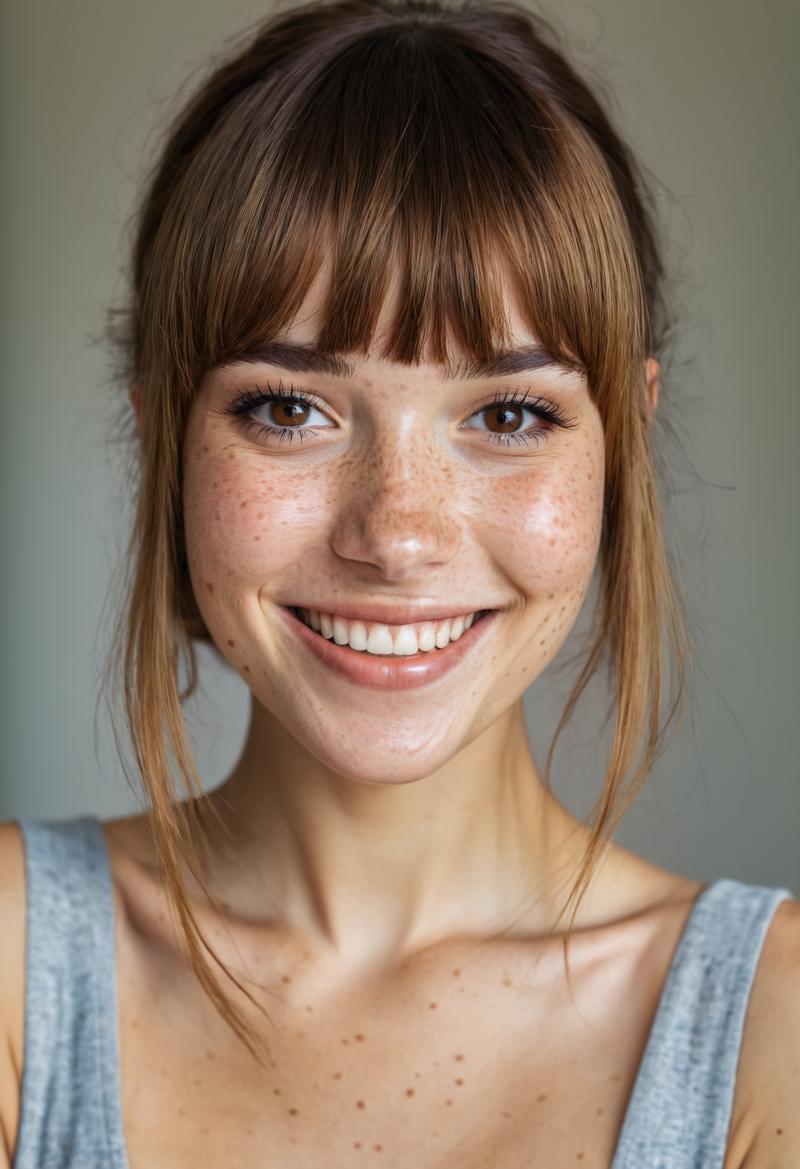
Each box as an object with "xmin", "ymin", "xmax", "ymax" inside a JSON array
[
  {"xmin": 182, "ymin": 440, "xmax": 328, "ymax": 595},
  {"xmin": 477, "ymin": 444, "xmax": 604, "ymax": 596}
]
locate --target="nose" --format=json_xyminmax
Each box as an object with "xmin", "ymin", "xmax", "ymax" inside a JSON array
[{"xmin": 330, "ymin": 437, "xmax": 462, "ymax": 582}]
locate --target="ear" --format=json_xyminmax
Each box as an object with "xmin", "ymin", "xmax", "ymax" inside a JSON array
[
  {"xmin": 129, "ymin": 381, "xmax": 144, "ymax": 435},
  {"xmin": 645, "ymin": 357, "xmax": 660, "ymax": 421}
]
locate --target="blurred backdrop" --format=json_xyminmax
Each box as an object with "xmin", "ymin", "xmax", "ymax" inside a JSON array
[{"xmin": 1, "ymin": 0, "xmax": 797, "ymax": 889}]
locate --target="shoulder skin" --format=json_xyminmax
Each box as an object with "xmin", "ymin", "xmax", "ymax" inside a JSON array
[
  {"xmin": 0, "ymin": 822, "xmax": 25, "ymax": 1169},
  {"xmin": 735, "ymin": 897, "xmax": 800, "ymax": 1168}
]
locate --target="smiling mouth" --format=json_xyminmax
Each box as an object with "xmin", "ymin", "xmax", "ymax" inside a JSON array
[{"xmin": 288, "ymin": 606, "xmax": 492, "ymax": 657}]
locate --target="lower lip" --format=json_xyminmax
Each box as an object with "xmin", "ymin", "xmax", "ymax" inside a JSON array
[{"xmin": 278, "ymin": 606, "xmax": 498, "ymax": 691}]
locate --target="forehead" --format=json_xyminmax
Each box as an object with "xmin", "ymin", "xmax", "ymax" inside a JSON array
[{"xmin": 211, "ymin": 255, "xmax": 585, "ymax": 383}]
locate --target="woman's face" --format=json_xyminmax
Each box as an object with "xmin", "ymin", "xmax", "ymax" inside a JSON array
[{"xmin": 181, "ymin": 270, "xmax": 605, "ymax": 783}]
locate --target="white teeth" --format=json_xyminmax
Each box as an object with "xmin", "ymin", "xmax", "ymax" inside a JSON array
[
  {"xmin": 332, "ymin": 616, "xmax": 349, "ymax": 646},
  {"xmin": 434, "ymin": 619, "xmax": 452, "ymax": 649},
  {"xmin": 348, "ymin": 620, "xmax": 368, "ymax": 652},
  {"xmin": 392, "ymin": 627, "xmax": 419, "ymax": 656},
  {"xmin": 295, "ymin": 608, "xmax": 484, "ymax": 656},
  {"xmin": 418, "ymin": 623, "xmax": 437, "ymax": 653},
  {"xmin": 366, "ymin": 625, "xmax": 394, "ymax": 655}
]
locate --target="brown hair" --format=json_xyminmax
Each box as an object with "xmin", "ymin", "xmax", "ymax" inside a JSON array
[{"xmin": 105, "ymin": 0, "xmax": 690, "ymax": 1063}]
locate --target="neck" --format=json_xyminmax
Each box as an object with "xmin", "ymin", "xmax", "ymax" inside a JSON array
[{"xmin": 196, "ymin": 698, "xmax": 595, "ymax": 969}]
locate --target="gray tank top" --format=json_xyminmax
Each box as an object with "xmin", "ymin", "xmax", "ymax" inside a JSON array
[{"xmin": 11, "ymin": 816, "xmax": 796, "ymax": 1168}]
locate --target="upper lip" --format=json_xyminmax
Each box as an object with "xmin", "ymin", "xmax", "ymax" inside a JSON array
[{"xmin": 283, "ymin": 601, "xmax": 497, "ymax": 626}]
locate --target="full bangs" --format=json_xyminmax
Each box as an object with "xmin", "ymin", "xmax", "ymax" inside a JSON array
[{"xmin": 137, "ymin": 10, "xmax": 646, "ymax": 404}]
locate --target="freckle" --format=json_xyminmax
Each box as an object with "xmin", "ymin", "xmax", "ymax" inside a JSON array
[
  {"xmin": 374, "ymin": 1144, "xmax": 382, "ymax": 1152},
  {"xmin": 214, "ymin": 512, "xmax": 221, "ymax": 521},
  {"xmin": 305, "ymin": 1005, "xmax": 313, "ymax": 1013},
  {"xmin": 240, "ymin": 500, "xmax": 248, "ymax": 509},
  {"xmin": 500, "ymin": 1111, "xmax": 512, "ymax": 1119},
  {"xmin": 596, "ymin": 1107, "xmax": 604, "ymax": 1115},
  {"xmin": 282, "ymin": 976, "xmax": 291, "ymax": 984},
  {"xmin": 445, "ymin": 1099, "xmax": 453, "ymax": 1106},
  {"xmin": 429, "ymin": 1002, "xmax": 438, "ymax": 1009},
  {"xmin": 354, "ymin": 1142, "xmax": 362, "ymax": 1149},
  {"xmin": 254, "ymin": 535, "xmax": 260, "ymax": 542},
  {"xmin": 257, "ymin": 512, "xmax": 263, "ymax": 519},
  {"xmin": 341, "ymin": 1038, "xmax": 350, "ymax": 1045},
  {"xmin": 192, "ymin": 1077, "xmax": 201, "ymax": 1087},
  {"xmin": 296, "ymin": 1031, "xmax": 306, "ymax": 1039},
  {"xmin": 537, "ymin": 1093, "xmax": 547, "ymax": 1103},
  {"xmin": 452, "ymin": 968, "xmax": 460, "ymax": 977},
  {"xmin": 227, "ymin": 639, "xmax": 235, "ymax": 647},
  {"xmin": 204, "ymin": 1050, "xmax": 214, "ymax": 1060},
  {"xmin": 356, "ymin": 1099, "xmax": 365, "ymax": 1109},
  {"xmin": 243, "ymin": 665, "xmax": 251, "ymax": 673},
  {"xmin": 454, "ymin": 1054, "xmax": 464, "ymax": 1062},
  {"xmin": 610, "ymin": 1073, "xmax": 622, "ymax": 1082},
  {"xmin": 502, "ymin": 978, "xmax": 513, "ymax": 987},
  {"xmin": 405, "ymin": 1088, "xmax": 415, "ymax": 1097},
  {"xmin": 333, "ymin": 1072, "xmax": 342, "ymax": 1080},
  {"xmin": 177, "ymin": 1106, "xmax": 186, "ymax": 1116},
  {"xmin": 776, "ymin": 1128, "xmax": 784, "ymax": 1135},
  {"xmin": 205, "ymin": 582, "xmax": 214, "ymax": 594},
  {"xmin": 228, "ymin": 452, "xmax": 234, "ymax": 460},
  {"xmin": 203, "ymin": 445, "xmax": 209, "ymax": 453},
  {"xmin": 414, "ymin": 1072, "xmax": 421, "ymax": 1079},
  {"xmin": 455, "ymin": 1078, "xmax": 464, "ymax": 1086},
  {"xmin": 577, "ymin": 1154, "xmax": 585, "ymax": 1161},
  {"xmin": 354, "ymin": 1033, "xmax": 366, "ymax": 1042}
]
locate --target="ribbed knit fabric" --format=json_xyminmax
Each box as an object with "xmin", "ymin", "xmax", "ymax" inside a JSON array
[{"xmin": 12, "ymin": 816, "xmax": 795, "ymax": 1169}]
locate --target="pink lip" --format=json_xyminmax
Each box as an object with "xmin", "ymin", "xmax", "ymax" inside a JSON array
[
  {"xmin": 278, "ymin": 605, "xmax": 498, "ymax": 691},
  {"xmin": 280, "ymin": 600, "xmax": 497, "ymax": 626}
]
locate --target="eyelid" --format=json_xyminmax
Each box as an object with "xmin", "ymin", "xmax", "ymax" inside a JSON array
[{"xmin": 221, "ymin": 380, "xmax": 579, "ymax": 450}]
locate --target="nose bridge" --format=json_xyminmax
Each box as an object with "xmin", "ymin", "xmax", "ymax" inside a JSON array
[{"xmin": 331, "ymin": 427, "xmax": 462, "ymax": 580}]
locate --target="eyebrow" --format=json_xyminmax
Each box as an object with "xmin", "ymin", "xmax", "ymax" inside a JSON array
[{"xmin": 211, "ymin": 340, "xmax": 584, "ymax": 381}]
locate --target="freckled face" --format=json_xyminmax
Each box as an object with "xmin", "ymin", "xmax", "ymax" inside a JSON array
[{"xmin": 181, "ymin": 273, "xmax": 605, "ymax": 783}]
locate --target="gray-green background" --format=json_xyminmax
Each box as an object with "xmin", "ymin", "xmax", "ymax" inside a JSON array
[{"xmin": 1, "ymin": 0, "xmax": 797, "ymax": 889}]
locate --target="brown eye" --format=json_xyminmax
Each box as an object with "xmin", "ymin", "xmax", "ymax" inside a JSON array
[
  {"xmin": 270, "ymin": 400, "xmax": 311, "ymax": 427},
  {"xmin": 483, "ymin": 404, "xmax": 525, "ymax": 434}
]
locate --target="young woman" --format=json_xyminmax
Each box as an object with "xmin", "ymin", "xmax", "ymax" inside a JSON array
[{"xmin": 1, "ymin": 1, "xmax": 797, "ymax": 1166}]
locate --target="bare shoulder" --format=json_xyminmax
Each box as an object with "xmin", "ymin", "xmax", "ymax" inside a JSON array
[
  {"xmin": 732, "ymin": 895, "xmax": 800, "ymax": 1168},
  {"xmin": 0, "ymin": 821, "xmax": 27, "ymax": 1167}
]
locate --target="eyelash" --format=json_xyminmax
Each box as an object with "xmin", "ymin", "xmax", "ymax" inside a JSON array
[{"xmin": 222, "ymin": 380, "xmax": 578, "ymax": 449}]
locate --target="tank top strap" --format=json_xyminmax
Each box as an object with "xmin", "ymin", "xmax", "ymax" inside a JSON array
[
  {"xmin": 611, "ymin": 877, "xmax": 795, "ymax": 1169},
  {"xmin": 13, "ymin": 816, "xmax": 128, "ymax": 1169}
]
